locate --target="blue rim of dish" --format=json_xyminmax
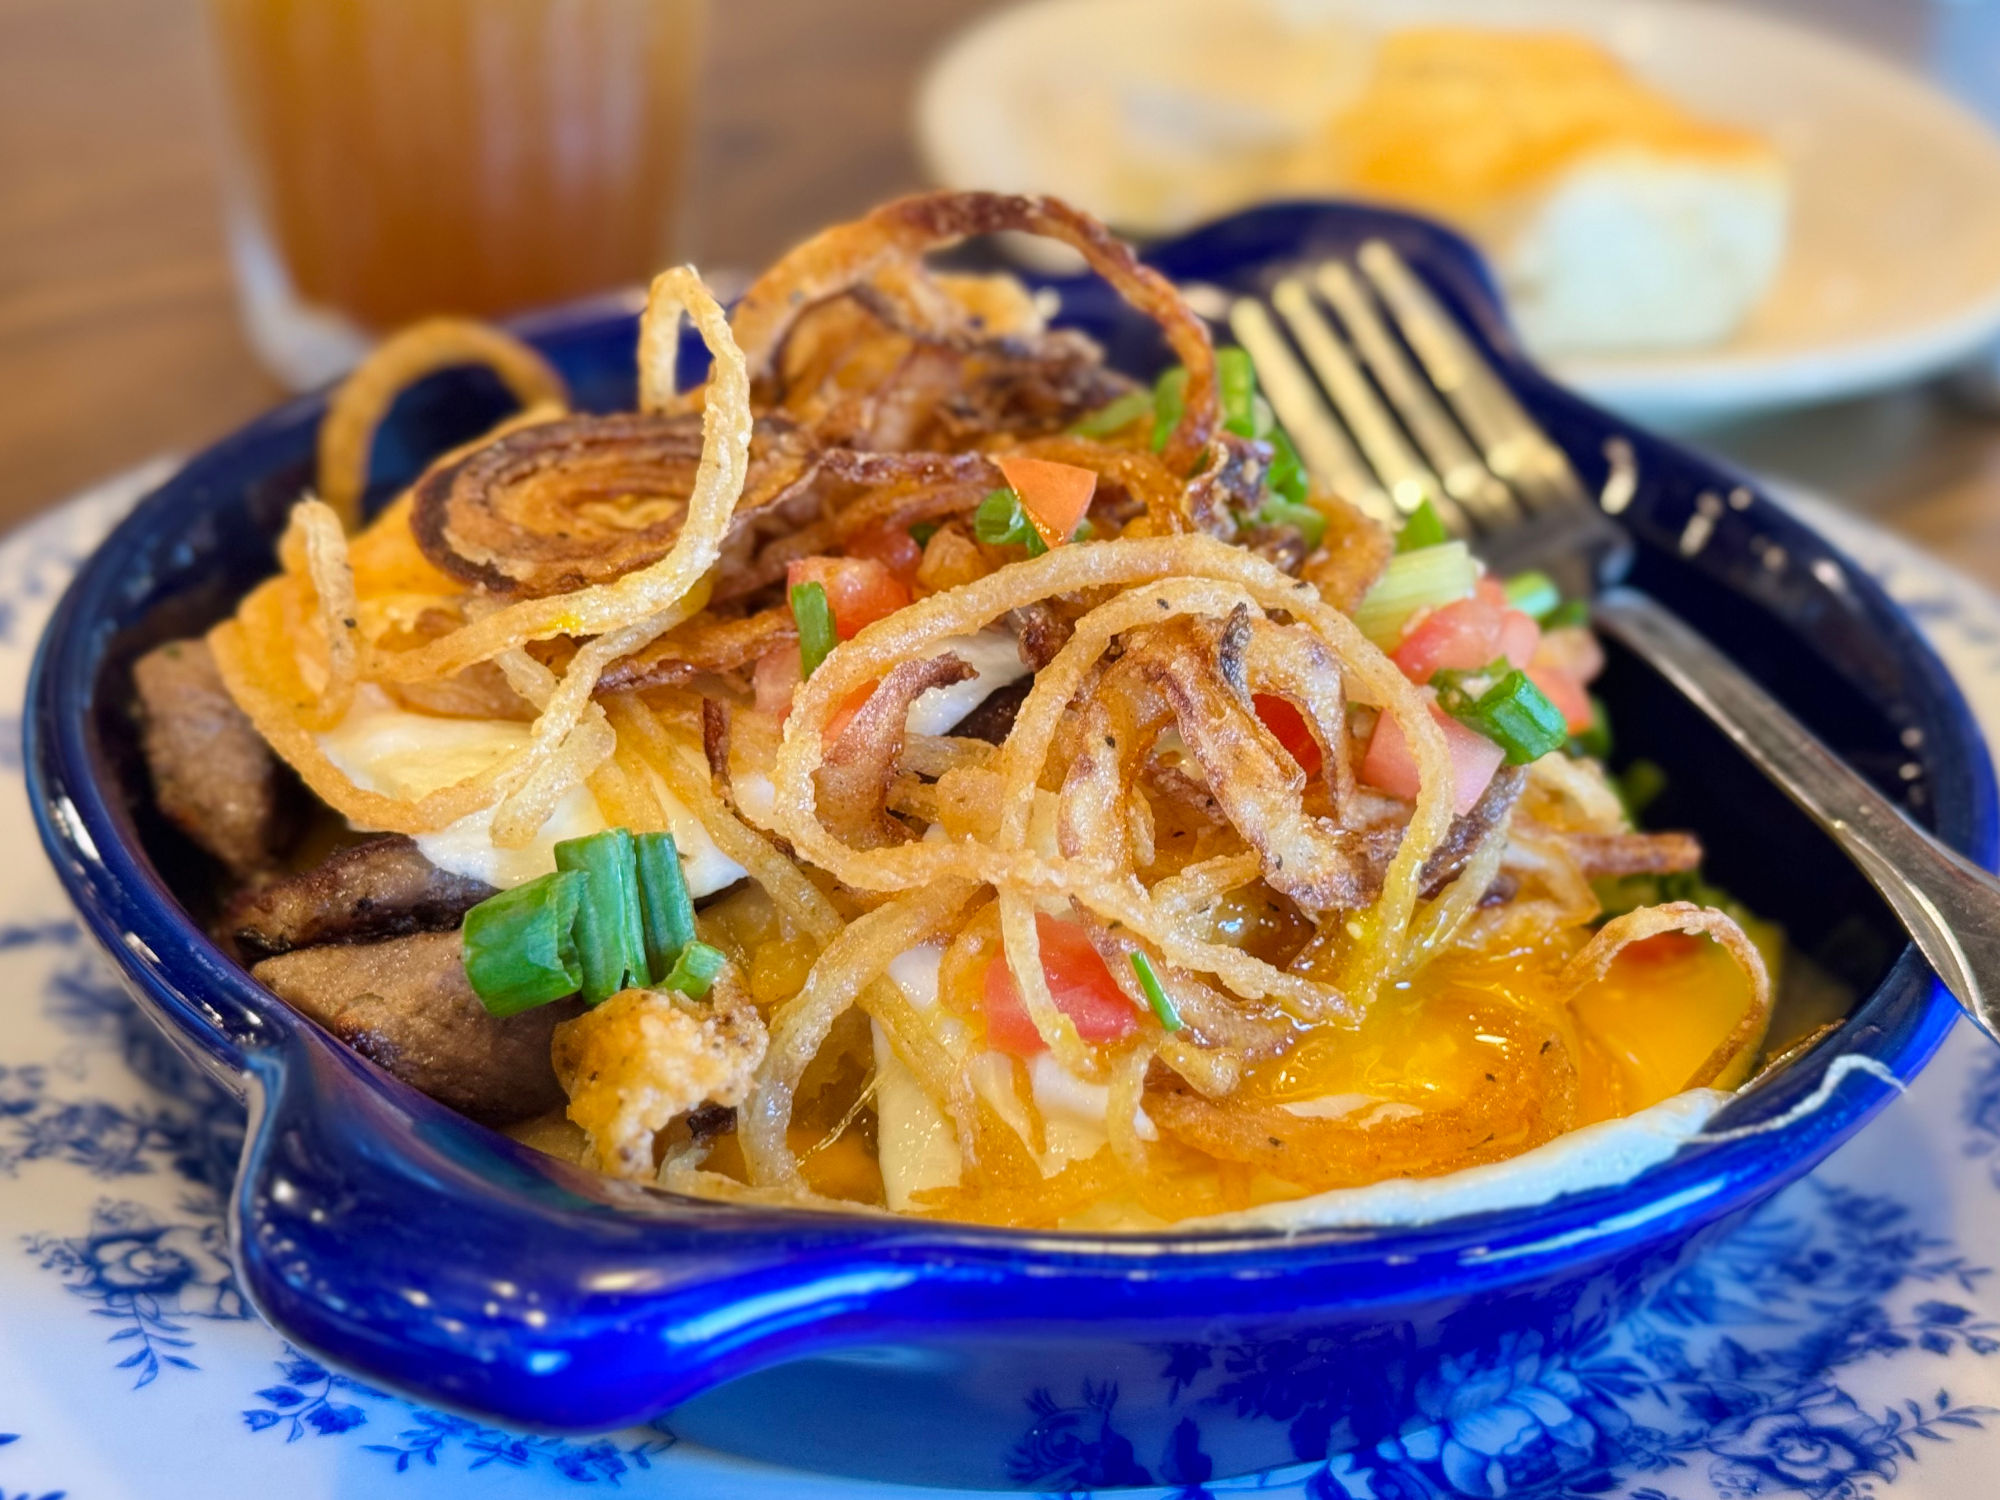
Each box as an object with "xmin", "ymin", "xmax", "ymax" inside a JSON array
[{"xmin": 23, "ymin": 199, "xmax": 1995, "ymax": 1303}]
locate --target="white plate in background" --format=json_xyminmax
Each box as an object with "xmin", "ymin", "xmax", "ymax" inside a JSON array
[{"xmin": 917, "ymin": 0, "xmax": 2000, "ymax": 424}]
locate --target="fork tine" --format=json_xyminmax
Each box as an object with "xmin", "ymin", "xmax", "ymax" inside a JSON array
[
  {"xmin": 1226, "ymin": 297, "xmax": 1396, "ymax": 527},
  {"xmin": 1311, "ymin": 260, "xmax": 1521, "ymax": 532},
  {"xmin": 1268, "ymin": 276, "xmax": 1461, "ymax": 531},
  {"xmin": 1357, "ymin": 240, "xmax": 1592, "ymax": 513}
]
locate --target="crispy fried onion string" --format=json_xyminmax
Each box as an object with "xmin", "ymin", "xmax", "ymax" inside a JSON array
[
  {"xmin": 606, "ymin": 693, "xmax": 843, "ymax": 946},
  {"xmin": 317, "ymin": 318, "xmax": 569, "ymax": 532},
  {"xmin": 278, "ymin": 498, "xmax": 363, "ymax": 731},
  {"xmin": 742, "ymin": 880, "xmax": 979, "ymax": 1189},
  {"xmin": 770, "ymin": 535, "xmax": 1452, "ymax": 1023},
  {"xmin": 1562, "ymin": 902, "xmax": 1774, "ymax": 1090},
  {"xmin": 212, "ymin": 268, "xmax": 752, "ymax": 844}
]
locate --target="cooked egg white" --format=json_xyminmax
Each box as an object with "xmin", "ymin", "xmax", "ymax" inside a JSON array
[
  {"xmin": 317, "ymin": 690, "xmax": 746, "ymax": 894},
  {"xmin": 1191, "ymin": 1089, "xmax": 1730, "ymax": 1233},
  {"xmin": 906, "ymin": 628, "xmax": 1033, "ymax": 737}
]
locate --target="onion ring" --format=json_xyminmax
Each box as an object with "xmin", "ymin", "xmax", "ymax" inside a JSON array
[
  {"xmin": 1561, "ymin": 901, "xmax": 1774, "ymax": 1090},
  {"xmin": 410, "ymin": 413, "xmax": 816, "ymax": 597}
]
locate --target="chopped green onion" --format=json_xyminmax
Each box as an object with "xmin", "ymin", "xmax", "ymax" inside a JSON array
[
  {"xmin": 555, "ymin": 829, "xmax": 648, "ymax": 1003},
  {"xmin": 635, "ymin": 831, "xmax": 696, "ymax": 985},
  {"xmin": 1544, "ymin": 598, "xmax": 1590, "ymax": 630},
  {"xmin": 908, "ymin": 520, "xmax": 940, "ymax": 547},
  {"xmin": 1353, "ymin": 539, "xmax": 1478, "ymax": 647},
  {"xmin": 789, "ymin": 580, "xmax": 837, "ymax": 680},
  {"xmin": 1248, "ymin": 391, "xmax": 1277, "ymax": 438},
  {"xmin": 1435, "ymin": 666, "xmax": 1567, "ymax": 766},
  {"xmin": 462, "ymin": 870, "xmax": 586, "ymax": 1016},
  {"xmin": 1217, "ymin": 347, "xmax": 1257, "ymax": 437},
  {"xmin": 1503, "ymin": 570, "xmax": 1562, "ymax": 622},
  {"xmin": 1395, "ymin": 497, "xmax": 1451, "ymax": 553},
  {"xmin": 1571, "ymin": 695, "xmax": 1613, "ymax": 761},
  {"xmin": 661, "ymin": 940, "xmax": 728, "ymax": 999},
  {"xmin": 1129, "ymin": 950, "xmax": 1184, "ymax": 1032},
  {"xmin": 1253, "ymin": 494, "xmax": 1328, "ymax": 551},
  {"xmin": 1151, "ymin": 365, "xmax": 1188, "ymax": 452},
  {"xmin": 1145, "ymin": 357, "xmax": 1311, "ymax": 516},
  {"xmin": 973, "ymin": 488, "xmax": 1048, "ymax": 555},
  {"xmin": 1264, "ymin": 422, "xmax": 1308, "ymax": 507},
  {"xmin": 1067, "ymin": 389, "xmax": 1152, "ymax": 438}
]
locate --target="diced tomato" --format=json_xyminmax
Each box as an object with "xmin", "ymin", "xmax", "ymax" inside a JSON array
[
  {"xmin": 844, "ymin": 523, "xmax": 924, "ymax": 585},
  {"xmin": 755, "ymin": 654, "xmax": 882, "ymax": 737},
  {"xmin": 1497, "ymin": 609, "xmax": 1541, "ymax": 671},
  {"xmin": 1254, "ymin": 693, "xmax": 1322, "ymax": 777},
  {"xmin": 980, "ymin": 914, "xmax": 1140, "ymax": 1055},
  {"xmin": 753, "ymin": 643, "xmax": 802, "ymax": 718},
  {"xmin": 1393, "ymin": 598, "xmax": 1540, "ymax": 684},
  {"xmin": 1360, "ymin": 704, "xmax": 1505, "ymax": 816},
  {"xmin": 821, "ymin": 681, "xmax": 878, "ymax": 746},
  {"xmin": 995, "ymin": 455, "xmax": 1097, "ymax": 549},
  {"xmin": 787, "ymin": 556, "xmax": 910, "ymax": 639},
  {"xmin": 1526, "ymin": 664, "xmax": 1593, "ymax": 734},
  {"xmin": 1475, "ymin": 575, "xmax": 1510, "ymax": 608}
]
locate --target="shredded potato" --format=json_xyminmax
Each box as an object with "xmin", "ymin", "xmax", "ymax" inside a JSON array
[{"xmin": 208, "ymin": 190, "xmax": 1783, "ymax": 1229}]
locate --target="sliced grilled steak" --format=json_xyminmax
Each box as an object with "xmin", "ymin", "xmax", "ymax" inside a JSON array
[
  {"xmin": 132, "ymin": 637, "xmax": 287, "ymax": 876},
  {"xmin": 252, "ymin": 930, "xmax": 578, "ymax": 1125},
  {"xmin": 226, "ymin": 836, "xmax": 495, "ymax": 960}
]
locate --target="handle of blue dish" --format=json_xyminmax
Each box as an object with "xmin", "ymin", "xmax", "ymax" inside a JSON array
[
  {"xmin": 1594, "ymin": 587, "xmax": 2000, "ymax": 1047},
  {"xmin": 231, "ymin": 1026, "xmax": 954, "ymax": 1430}
]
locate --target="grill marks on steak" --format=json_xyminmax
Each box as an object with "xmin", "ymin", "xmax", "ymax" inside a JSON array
[
  {"xmin": 226, "ymin": 835, "xmax": 495, "ymax": 959},
  {"xmin": 132, "ymin": 638, "xmax": 290, "ymax": 876},
  {"xmin": 253, "ymin": 930, "xmax": 577, "ymax": 1125}
]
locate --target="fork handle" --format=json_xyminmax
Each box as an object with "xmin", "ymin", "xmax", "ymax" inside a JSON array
[{"xmin": 1592, "ymin": 587, "xmax": 2000, "ymax": 1046}]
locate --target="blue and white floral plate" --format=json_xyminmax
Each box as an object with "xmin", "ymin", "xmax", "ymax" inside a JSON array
[{"xmin": 7, "ymin": 463, "xmax": 2000, "ymax": 1500}]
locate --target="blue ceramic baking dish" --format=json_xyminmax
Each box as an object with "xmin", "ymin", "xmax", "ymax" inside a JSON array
[{"xmin": 26, "ymin": 202, "xmax": 1996, "ymax": 1490}]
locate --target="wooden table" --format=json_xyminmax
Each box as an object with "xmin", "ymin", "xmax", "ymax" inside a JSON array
[{"xmin": 5, "ymin": 0, "xmax": 2000, "ymax": 584}]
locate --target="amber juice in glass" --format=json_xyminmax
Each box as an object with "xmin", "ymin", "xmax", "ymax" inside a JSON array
[{"xmin": 207, "ymin": 0, "xmax": 704, "ymax": 386}]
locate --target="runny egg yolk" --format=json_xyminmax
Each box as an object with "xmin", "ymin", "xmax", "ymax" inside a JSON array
[{"xmin": 1244, "ymin": 929, "xmax": 1768, "ymax": 1131}]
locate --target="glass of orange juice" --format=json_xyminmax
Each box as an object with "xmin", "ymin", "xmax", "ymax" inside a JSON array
[{"xmin": 205, "ymin": 0, "xmax": 706, "ymax": 387}]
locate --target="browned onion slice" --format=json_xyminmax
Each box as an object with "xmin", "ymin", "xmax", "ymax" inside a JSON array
[
  {"xmin": 595, "ymin": 606, "xmax": 796, "ymax": 694},
  {"xmin": 816, "ymin": 653, "xmax": 976, "ymax": 850},
  {"xmin": 730, "ymin": 191, "xmax": 1224, "ymax": 480},
  {"xmin": 411, "ymin": 412, "xmax": 817, "ymax": 596}
]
